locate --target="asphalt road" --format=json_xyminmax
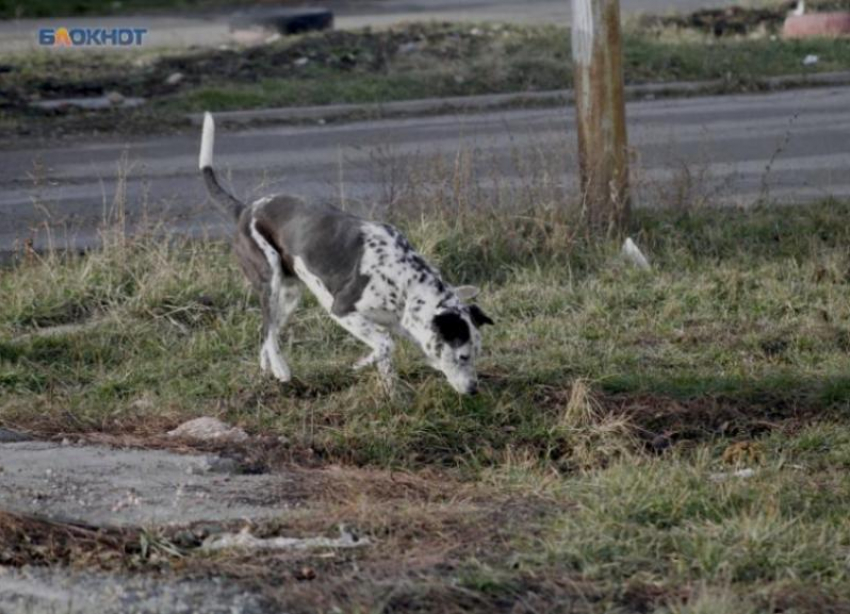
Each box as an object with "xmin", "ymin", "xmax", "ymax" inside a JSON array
[
  {"xmin": 2, "ymin": 85, "xmax": 849, "ymax": 257},
  {"xmin": 0, "ymin": 0, "xmax": 738, "ymax": 52}
]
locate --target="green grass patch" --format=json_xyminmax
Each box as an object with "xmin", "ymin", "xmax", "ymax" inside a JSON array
[
  {"xmin": 4, "ymin": 199, "xmax": 850, "ymax": 463},
  {"xmin": 515, "ymin": 439, "xmax": 850, "ymax": 611}
]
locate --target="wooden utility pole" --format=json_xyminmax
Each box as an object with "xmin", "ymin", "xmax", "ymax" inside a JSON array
[{"xmin": 571, "ymin": 0, "xmax": 630, "ymax": 234}]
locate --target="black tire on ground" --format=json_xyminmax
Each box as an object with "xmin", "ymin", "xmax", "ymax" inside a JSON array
[{"xmin": 230, "ymin": 8, "xmax": 334, "ymax": 36}]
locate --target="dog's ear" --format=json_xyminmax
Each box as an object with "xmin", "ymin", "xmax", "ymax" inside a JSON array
[
  {"xmin": 432, "ymin": 311, "xmax": 471, "ymax": 346},
  {"xmin": 454, "ymin": 285, "xmax": 480, "ymax": 301},
  {"xmin": 468, "ymin": 305, "xmax": 494, "ymax": 328}
]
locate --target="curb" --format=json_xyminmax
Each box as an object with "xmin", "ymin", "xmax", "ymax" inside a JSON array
[{"xmin": 187, "ymin": 70, "xmax": 850, "ymax": 127}]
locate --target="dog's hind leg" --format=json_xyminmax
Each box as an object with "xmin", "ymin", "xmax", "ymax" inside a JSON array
[
  {"xmin": 251, "ymin": 220, "xmax": 296, "ymax": 383},
  {"xmin": 332, "ymin": 313, "xmax": 395, "ymax": 388},
  {"xmin": 260, "ymin": 279, "xmax": 301, "ymax": 381},
  {"xmin": 277, "ymin": 281, "xmax": 302, "ymax": 331}
]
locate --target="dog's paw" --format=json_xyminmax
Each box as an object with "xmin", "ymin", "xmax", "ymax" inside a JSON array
[
  {"xmin": 268, "ymin": 357, "xmax": 291, "ymax": 383},
  {"xmin": 271, "ymin": 367, "xmax": 292, "ymax": 383},
  {"xmin": 353, "ymin": 353, "xmax": 378, "ymax": 371},
  {"xmin": 260, "ymin": 347, "xmax": 291, "ymax": 382}
]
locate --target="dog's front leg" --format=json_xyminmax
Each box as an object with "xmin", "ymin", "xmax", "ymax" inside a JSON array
[{"xmin": 333, "ymin": 313, "xmax": 394, "ymax": 390}]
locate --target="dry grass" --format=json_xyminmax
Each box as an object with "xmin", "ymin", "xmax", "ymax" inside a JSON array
[{"xmin": 0, "ymin": 510, "xmax": 178, "ymax": 569}]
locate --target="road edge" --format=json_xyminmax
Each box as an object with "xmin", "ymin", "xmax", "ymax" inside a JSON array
[{"xmin": 187, "ymin": 70, "xmax": 850, "ymax": 127}]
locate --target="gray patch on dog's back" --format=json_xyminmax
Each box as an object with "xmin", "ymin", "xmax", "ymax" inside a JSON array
[{"xmin": 253, "ymin": 196, "xmax": 370, "ymax": 316}]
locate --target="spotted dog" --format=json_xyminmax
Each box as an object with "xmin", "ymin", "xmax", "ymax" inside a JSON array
[{"xmin": 198, "ymin": 113, "xmax": 494, "ymax": 394}]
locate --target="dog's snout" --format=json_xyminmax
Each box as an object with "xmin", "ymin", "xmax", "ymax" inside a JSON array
[{"xmin": 466, "ymin": 383, "xmax": 478, "ymax": 396}]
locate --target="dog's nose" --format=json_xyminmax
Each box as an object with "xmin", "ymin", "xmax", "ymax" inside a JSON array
[{"xmin": 467, "ymin": 384, "xmax": 478, "ymax": 396}]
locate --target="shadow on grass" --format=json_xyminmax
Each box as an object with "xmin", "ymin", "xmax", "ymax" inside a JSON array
[{"xmin": 253, "ymin": 370, "xmax": 850, "ymax": 471}]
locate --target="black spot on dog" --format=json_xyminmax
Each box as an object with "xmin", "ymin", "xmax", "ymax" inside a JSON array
[
  {"xmin": 432, "ymin": 311, "xmax": 471, "ymax": 348},
  {"xmin": 409, "ymin": 255, "xmax": 428, "ymax": 272}
]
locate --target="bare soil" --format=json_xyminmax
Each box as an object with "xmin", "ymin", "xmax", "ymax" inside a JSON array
[{"xmin": 0, "ymin": 434, "xmax": 573, "ymax": 613}]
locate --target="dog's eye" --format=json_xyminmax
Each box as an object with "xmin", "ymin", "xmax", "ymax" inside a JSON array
[{"xmin": 459, "ymin": 355, "xmax": 470, "ymax": 363}]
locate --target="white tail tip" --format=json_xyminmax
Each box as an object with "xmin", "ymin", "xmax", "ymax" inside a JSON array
[
  {"xmin": 621, "ymin": 238, "xmax": 651, "ymax": 271},
  {"xmin": 199, "ymin": 111, "xmax": 215, "ymax": 170}
]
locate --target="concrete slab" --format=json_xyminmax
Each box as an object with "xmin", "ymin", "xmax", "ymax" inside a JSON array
[
  {"xmin": 0, "ymin": 441, "xmax": 296, "ymax": 527},
  {"xmin": 0, "ymin": 566, "xmax": 274, "ymax": 614}
]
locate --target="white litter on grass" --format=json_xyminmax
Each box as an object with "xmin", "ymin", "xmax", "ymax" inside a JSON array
[
  {"xmin": 202, "ymin": 526, "xmax": 369, "ymax": 553},
  {"xmin": 30, "ymin": 96, "xmax": 145, "ymax": 111},
  {"xmin": 709, "ymin": 468, "xmax": 756, "ymax": 482},
  {"xmin": 167, "ymin": 417, "xmax": 249, "ymax": 443},
  {"xmin": 454, "ymin": 285, "xmax": 481, "ymax": 301},
  {"xmin": 621, "ymin": 238, "xmax": 651, "ymax": 271},
  {"xmin": 397, "ymin": 41, "xmax": 421, "ymax": 54},
  {"xmin": 106, "ymin": 91, "xmax": 125, "ymax": 105},
  {"xmin": 803, "ymin": 54, "xmax": 819, "ymax": 66}
]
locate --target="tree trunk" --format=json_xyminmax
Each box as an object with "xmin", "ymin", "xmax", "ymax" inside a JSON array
[{"xmin": 571, "ymin": 0, "xmax": 630, "ymax": 234}]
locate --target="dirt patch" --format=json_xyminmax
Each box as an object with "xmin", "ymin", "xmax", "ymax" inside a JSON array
[
  {"xmin": 539, "ymin": 383, "xmax": 819, "ymax": 435},
  {"xmin": 0, "ymin": 436, "xmax": 577, "ymax": 613},
  {"xmin": 766, "ymin": 585, "xmax": 850, "ymax": 614},
  {"xmin": 0, "ymin": 505, "xmax": 275, "ymax": 612},
  {"xmin": 644, "ymin": 5, "xmax": 792, "ymax": 36},
  {"xmin": 607, "ymin": 392, "xmax": 814, "ymax": 443},
  {"xmin": 1, "ymin": 23, "xmax": 512, "ymax": 138},
  {"xmin": 182, "ymin": 493, "xmax": 579, "ymax": 614},
  {"xmin": 0, "ymin": 511, "xmax": 143, "ymax": 568},
  {"xmin": 643, "ymin": 1, "xmax": 850, "ymax": 36},
  {"xmin": 2, "ymin": 24, "xmax": 490, "ymax": 109}
]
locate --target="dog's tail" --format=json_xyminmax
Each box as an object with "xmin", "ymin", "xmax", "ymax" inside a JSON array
[{"xmin": 199, "ymin": 112, "xmax": 245, "ymax": 220}]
